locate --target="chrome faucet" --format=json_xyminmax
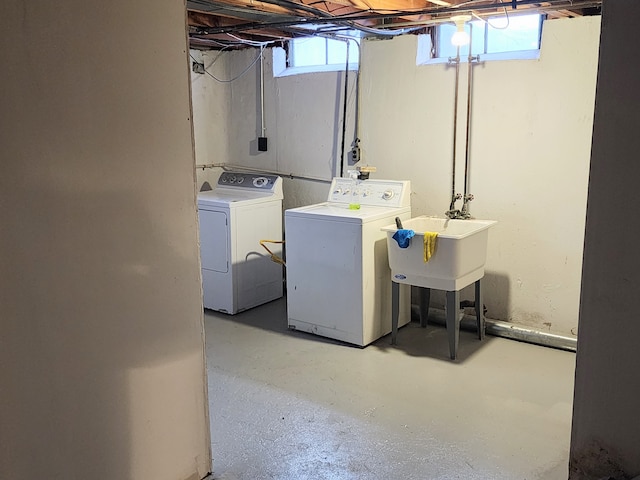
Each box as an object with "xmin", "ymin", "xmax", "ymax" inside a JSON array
[
  {"xmin": 445, "ymin": 193, "xmax": 462, "ymax": 219},
  {"xmin": 446, "ymin": 193, "xmax": 475, "ymax": 219},
  {"xmin": 460, "ymin": 194, "xmax": 474, "ymax": 219}
]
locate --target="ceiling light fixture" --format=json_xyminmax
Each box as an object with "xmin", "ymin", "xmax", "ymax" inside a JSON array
[{"xmin": 451, "ymin": 14, "xmax": 472, "ymax": 47}]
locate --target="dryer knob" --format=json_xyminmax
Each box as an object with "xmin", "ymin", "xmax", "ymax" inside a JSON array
[
  {"xmin": 383, "ymin": 190, "xmax": 394, "ymax": 200},
  {"xmin": 253, "ymin": 177, "xmax": 268, "ymax": 187}
]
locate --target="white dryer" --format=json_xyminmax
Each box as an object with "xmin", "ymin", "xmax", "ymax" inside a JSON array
[
  {"xmin": 198, "ymin": 171, "xmax": 283, "ymax": 314},
  {"xmin": 285, "ymin": 178, "xmax": 412, "ymax": 346}
]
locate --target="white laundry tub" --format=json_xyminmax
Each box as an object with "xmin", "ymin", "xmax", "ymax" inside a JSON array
[{"xmin": 382, "ymin": 216, "xmax": 497, "ymax": 291}]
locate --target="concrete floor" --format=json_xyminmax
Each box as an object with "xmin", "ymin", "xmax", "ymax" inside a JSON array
[{"xmin": 204, "ymin": 297, "xmax": 576, "ymax": 480}]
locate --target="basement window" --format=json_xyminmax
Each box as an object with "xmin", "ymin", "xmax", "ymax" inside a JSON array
[
  {"xmin": 273, "ymin": 30, "xmax": 360, "ymax": 77},
  {"xmin": 418, "ymin": 13, "xmax": 544, "ymax": 64}
]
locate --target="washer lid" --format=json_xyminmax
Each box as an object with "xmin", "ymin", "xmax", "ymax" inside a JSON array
[
  {"xmin": 285, "ymin": 202, "xmax": 410, "ymax": 224},
  {"xmin": 197, "ymin": 189, "xmax": 280, "ymax": 208}
]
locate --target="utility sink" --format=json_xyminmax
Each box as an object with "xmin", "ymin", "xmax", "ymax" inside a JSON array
[{"xmin": 382, "ymin": 216, "xmax": 497, "ymax": 291}]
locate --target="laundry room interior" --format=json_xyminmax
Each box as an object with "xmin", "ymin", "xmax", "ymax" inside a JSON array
[
  {"xmin": 4, "ymin": 1, "xmax": 640, "ymax": 480},
  {"xmin": 188, "ymin": 0, "xmax": 635, "ymax": 477},
  {"xmin": 191, "ymin": 13, "xmax": 599, "ymax": 341}
]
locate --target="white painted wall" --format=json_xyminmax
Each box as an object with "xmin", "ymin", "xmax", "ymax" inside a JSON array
[
  {"xmin": 570, "ymin": 1, "xmax": 640, "ymax": 477},
  {"xmin": 0, "ymin": 1, "xmax": 211, "ymax": 479},
  {"xmin": 191, "ymin": 46, "xmax": 359, "ymax": 204},
  {"xmin": 190, "ymin": 49, "xmax": 229, "ymax": 191},
  {"xmin": 191, "ymin": 16, "xmax": 601, "ymax": 336}
]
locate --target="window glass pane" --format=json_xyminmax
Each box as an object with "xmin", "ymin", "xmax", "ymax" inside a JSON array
[
  {"xmin": 486, "ymin": 14, "xmax": 541, "ymax": 53},
  {"xmin": 291, "ymin": 37, "xmax": 326, "ymax": 67},
  {"xmin": 438, "ymin": 23, "xmax": 460, "ymax": 58},
  {"xmin": 469, "ymin": 20, "xmax": 485, "ymax": 55},
  {"xmin": 436, "ymin": 13, "xmax": 541, "ymax": 60},
  {"xmin": 348, "ymin": 39, "xmax": 360, "ymax": 64},
  {"xmin": 438, "ymin": 22, "xmax": 484, "ymax": 58},
  {"xmin": 327, "ymin": 38, "xmax": 347, "ymax": 65},
  {"xmin": 327, "ymin": 36, "xmax": 360, "ymax": 65}
]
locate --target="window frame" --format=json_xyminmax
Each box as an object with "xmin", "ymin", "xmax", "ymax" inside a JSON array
[
  {"xmin": 418, "ymin": 13, "xmax": 545, "ymax": 65},
  {"xmin": 273, "ymin": 30, "xmax": 361, "ymax": 77}
]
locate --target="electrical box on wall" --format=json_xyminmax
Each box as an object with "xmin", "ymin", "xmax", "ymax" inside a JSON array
[
  {"xmin": 351, "ymin": 146, "xmax": 361, "ymax": 163},
  {"xmin": 258, "ymin": 137, "xmax": 268, "ymax": 151},
  {"xmin": 192, "ymin": 61, "xmax": 205, "ymax": 74}
]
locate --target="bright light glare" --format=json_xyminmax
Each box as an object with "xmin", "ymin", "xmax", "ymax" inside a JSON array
[{"xmin": 451, "ymin": 30, "xmax": 470, "ymax": 46}]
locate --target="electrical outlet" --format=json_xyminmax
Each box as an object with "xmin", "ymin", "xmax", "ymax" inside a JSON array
[
  {"xmin": 192, "ymin": 61, "xmax": 205, "ymax": 74},
  {"xmin": 350, "ymin": 146, "xmax": 361, "ymax": 163}
]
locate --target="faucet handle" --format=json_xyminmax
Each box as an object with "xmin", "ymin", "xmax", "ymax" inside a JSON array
[
  {"xmin": 445, "ymin": 209, "xmax": 460, "ymax": 219},
  {"xmin": 464, "ymin": 194, "xmax": 474, "ymax": 202}
]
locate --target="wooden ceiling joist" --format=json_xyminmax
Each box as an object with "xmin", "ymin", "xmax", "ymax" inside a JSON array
[{"xmin": 187, "ymin": 0, "xmax": 601, "ymax": 48}]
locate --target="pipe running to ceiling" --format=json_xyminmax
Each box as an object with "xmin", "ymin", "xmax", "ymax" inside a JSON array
[
  {"xmin": 461, "ymin": 23, "xmax": 479, "ymax": 218},
  {"xmin": 447, "ymin": 47, "xmax": 462, "ymax": 217},
  {"xmin": 463, "ymin": 25, "xmax": 473, "ymax": 202},
  {"xmin": 447, "ymin": 21, "xmax": 479, "ymax": 219},
  {"xmin": 260, "ymin": 47, "xmax": 266, "ymax": 139},
  {"xmin": 339, "ymin": 39, "xmax": 350, "ymax": 178},
  {"xmin": 320, "ymin": 32, "xmax": 362, "ymax": 174}
]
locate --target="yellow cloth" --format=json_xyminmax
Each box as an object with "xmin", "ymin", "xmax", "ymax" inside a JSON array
[{"xmin": 423, "ymin": 232, "xmax": 438, "ymax": 263}]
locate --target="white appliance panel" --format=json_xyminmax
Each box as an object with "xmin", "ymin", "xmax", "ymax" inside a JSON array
[
  {"xmin": 202, "ymin": 268, "xmax": 233, "ymax": 313},
  {"xmin": 286, "ymin": 217, "xmax": 364, "ymax": 341},
  {"xmin": 198, "ymin": 210, "xmax": 229, "ymax": 273},
  {"xmin": 233, "ymin": 200, "xmax": 283, "ymax": 312},
  {"xmin": 285, "ymin": 203, "xmax": 407, "ymax": 224},
  {"xmin": 198, "ymin": 190, "xmax": 277, "ymax": 208},
  {"xmin": 197, "ymin": 172, "xmax": 283, "ymax": 314},
  {"xmin": 284, "ymin": 178, "xmax": 412, "ymax": 346}
]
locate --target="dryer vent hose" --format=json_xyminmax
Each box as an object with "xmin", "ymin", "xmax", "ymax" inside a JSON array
[{"xmin": 260, "ymin": 239, "xmax": 286, "ymax": 266}]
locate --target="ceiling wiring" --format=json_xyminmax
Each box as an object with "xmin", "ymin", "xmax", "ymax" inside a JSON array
[
  {"xmin": 192, "ymin": 0, "xmax": 601, "ymax": 38},
  {"xmin": 472, "ymin": 0, "xmax": 510, "ymax": 29},
  {"xmin": 190, "ymin": 45, "xmax": 266, "ymax": 83}
]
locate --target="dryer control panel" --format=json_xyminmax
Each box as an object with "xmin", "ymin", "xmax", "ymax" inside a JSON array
[
  {"xmin": 327, "ymin": 178, "xmax": 410, "ymax": 208},
  {"xmin": 217, "ymin": 172, "xmax": 282, "ymax": 194}
]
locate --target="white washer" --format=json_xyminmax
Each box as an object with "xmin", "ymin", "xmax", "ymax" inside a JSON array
[
  {"xmin": 198, "ymin": 171, "xmax": 283, "ymax": 314},
  {"xmin": 285, "ymin": 178, "xmax": 412, "ymax": 346}
]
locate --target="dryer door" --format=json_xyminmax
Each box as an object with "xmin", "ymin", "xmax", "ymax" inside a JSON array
[{"xmin": 198, "ymin": 209, "xmax": 229, "ymax": 273}]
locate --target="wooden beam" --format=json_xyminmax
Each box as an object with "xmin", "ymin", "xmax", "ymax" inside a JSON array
[
  {"xmin": 192, "ymin": 0, "xmax": 314, "ymax": 18},
  {"xmin": 188, "ymin": 10, "xmax": 247, "ymax": 27}
]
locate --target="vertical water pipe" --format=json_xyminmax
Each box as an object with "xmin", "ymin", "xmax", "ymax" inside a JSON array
[
  {"xmin": 339, "ymin": 39, "xmax": 350, "ymax": 177},
  {"xmin": 463, "ymin": 25, "xmax": 472, "ymax": 201},
  {"xmin": 448, "ymin": 46, "xmax": 462, "ymax": 215},
  {"xmin": 462, "ymin": 24, "xmax": 478, "ymax": 218},
  {"xmin": 260, "ymin": 45, "xmax": 266, "ymax": 139}
]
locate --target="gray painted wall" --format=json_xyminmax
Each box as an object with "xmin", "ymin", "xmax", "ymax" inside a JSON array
[
  {"xmin": 570, "ymin": 0, "xmax": 640, "ymax": 478},
  {"xmin": 0, "ymin": 1, "xmax": 211, "ymax": 479}
]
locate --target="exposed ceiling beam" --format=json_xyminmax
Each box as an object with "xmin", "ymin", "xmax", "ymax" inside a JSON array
[
  {"xmin": 194, "ymin": 0, "xmax": 600, "ymax": 36},
  {"xmin": 188, "ymin": 0, "xmax": 601, "ymax": 47}
]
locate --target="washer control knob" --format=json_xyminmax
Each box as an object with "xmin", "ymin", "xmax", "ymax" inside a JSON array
[
  {"xmin": 236, "ymin": 176, "xmax": 245, "ymax": 184},
  {"xmin": 383, "ymin": 190, "xmax": 394, "ymax": 200},
  {"xmin": 253, "ymin": 176, "xmax": 268, "ymax": 187},
  {"xmin": 333, "ymin": 187, "xmax": 342, "ymax": 195},
  {"xmin": 229, "ymin": 175, "xmax": 237, "ymax": 183}
]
